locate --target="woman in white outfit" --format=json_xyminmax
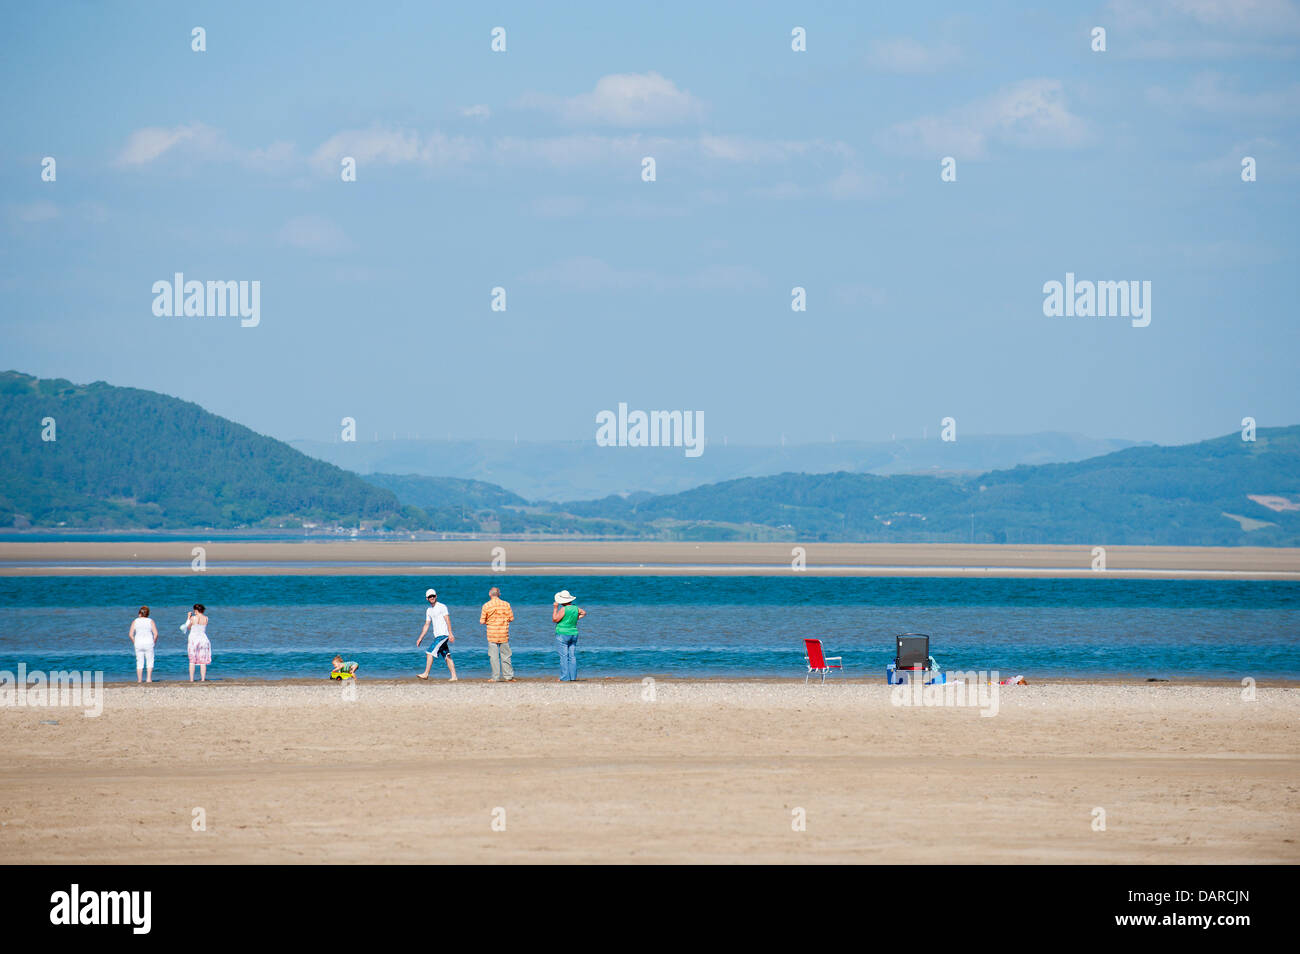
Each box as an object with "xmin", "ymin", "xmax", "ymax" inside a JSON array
[
  {"xmin": 128, "ymin": 606, "xmax": 158, "ymax": 683},
  {"xmin": 183, "ymin": 603, "xmax": 213, "ymax": 682}
]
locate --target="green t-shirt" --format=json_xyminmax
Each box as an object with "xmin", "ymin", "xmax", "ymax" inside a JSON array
[{"xmin": 555, "ymin": 605, "xmax": 580, "ymax": 636}]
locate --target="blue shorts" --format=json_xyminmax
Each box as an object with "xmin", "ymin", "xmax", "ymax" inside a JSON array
[{"xmin": 426, "ymin": 635, "xmax": 451, "ymax": 658}]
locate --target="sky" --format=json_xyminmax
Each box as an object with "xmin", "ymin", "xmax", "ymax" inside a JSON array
[{"xmin": 2, "ymin": 0, "xmax": 1297, "ymax": 449}]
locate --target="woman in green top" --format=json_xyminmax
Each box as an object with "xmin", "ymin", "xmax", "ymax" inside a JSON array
[{"xmin": 552, "ymin": 589, "xmax": 586, "ymax": 682}]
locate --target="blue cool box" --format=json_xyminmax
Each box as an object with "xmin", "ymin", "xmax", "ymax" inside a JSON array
[{"xmin": 886, "ymin": 663, "xmax": 946, "ymax": 685}]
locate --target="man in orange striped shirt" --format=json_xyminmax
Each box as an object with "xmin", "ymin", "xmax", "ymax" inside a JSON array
[{"xmin": 479, "ymin": 586, "xmax": 515, "ymax": 682}]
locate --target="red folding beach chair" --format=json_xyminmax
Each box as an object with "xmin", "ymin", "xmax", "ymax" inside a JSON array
[{"xmin": 803, "ymin": 638, "xmax": 844, "ymax": 685}]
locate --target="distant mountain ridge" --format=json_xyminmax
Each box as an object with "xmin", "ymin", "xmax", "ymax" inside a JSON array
[
  {"xmin": 4, "ymin": 371, "xmax": 1297, "ymax": 546},
  {"xmin": 290, "ymin": 431, "xmax": 1143, "ymax": 501},
  {"xmin": 551, "ymin": 428, "xmax": 1300, "ymax": 545}
]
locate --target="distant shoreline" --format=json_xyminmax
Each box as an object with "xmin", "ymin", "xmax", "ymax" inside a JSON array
[{"xmin": 2, "ymin": 541, "xmax": 1298, "ymax": 579}]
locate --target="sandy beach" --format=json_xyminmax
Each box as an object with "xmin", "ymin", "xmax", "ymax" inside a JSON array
[
  {"xmin": 2, "ymin": 680, "xmax": 1296, "ymax": 864},
  {"xmin": 3, "ymin": 540, "xmax": 1300, "ymax": 578}
]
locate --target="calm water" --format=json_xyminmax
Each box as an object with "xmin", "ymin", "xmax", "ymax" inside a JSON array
[{"xmin": 1, "ymin": 575, "xmax": 1297, "ymax": 682}]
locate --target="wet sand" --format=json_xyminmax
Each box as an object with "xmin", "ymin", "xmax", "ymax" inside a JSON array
[{"xmin": 3, "ymin": 541, "xmax": 1299, "ymax": 578}]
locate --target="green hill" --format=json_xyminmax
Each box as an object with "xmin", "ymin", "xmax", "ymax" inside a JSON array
[
  {"xmin": 359, "ymin": 472, "xmax": 635, "ymax": 536},
  {"xmin": 559, "ymin": 427, "xmax": 1300, "ymax": 545},
  {"xmin": 5, "ymin": 370, "xmax": 1298, "ymax": 545},
  {"xmin": 0, "ymin": 371, "xmax": 424, "ymax": 530},
  {"xmin": 362, "ymin": 473, "xmax": 528, "ymax": 511},
  {"xmin": 359, "ymin": 473, "xmax": 522, "ymax": 534}
]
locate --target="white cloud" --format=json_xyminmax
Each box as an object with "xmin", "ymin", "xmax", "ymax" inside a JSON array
[
  {"xmin": 1129, "ymin": 37, "xmax": 1298, "ymax": 57},
  {"xmin": 880, "ymin": 115, "xmax": 987, "ymax": 158},
  {"xmin": 491, "ymin": 133, "xmax": 662, "ymax": 168},
  {"xmin": 7, "ymin": 201, "xmax": 111, "ymax": 232},
  {"xmin": 277, "ymin": 215, "xmax": 354, "ymax": 255},
  {"xmin": 826, "ymin": 167, "xmax": 887, "ymax": 200},
  {"xmin": 319, "ymin": 127, "xmax": 422, "ymax": 164},
  {"xmin": 522, "ymin": 72, "xmax": 705, "ymax": 126},
  {"xmin": 9, "ymin": 201, "xmax": 60, "ymax": 224},
  {"xmin": 310, "ymin": 126, "xmax": 481, "ymax": 174},
  {"xmin": 522, "ymin": 257, "xmax": 766, "ymax": 293},
  {"xmin": 879, "ymin": 79, "xmax": 1089, "ymax": 158},
  {"xmin": 306, "ymin": 126, "xmax": 845, "ymax": 176},
  {"xmin": 116, "ymin": 123, "xmax": 220, "ymax": 165},
  {"xmin": 116, "ymin": 123, "xmax": 296, "ymax": 170},
  {"xmin": 461, "ymin": 104, "xmax": 491, "ymax": 120},
  {"xmin": 522, "ymin": 256, "xmax": 660, "ymax": 291},
  {"xmin": 1108, "ymin": 0, "xmax": 1300, "ymax": 57},
  {"xmin": 246, "ymin": 141, "xmax": 296, "ymax": 168},
  {"xmin": 698, "ymin": 134, "xmax": 839, "ymax": 163},
  {"xmin": 112, "ymin": 118, "xmax": 863, "ymax": 199},
  {"xmin": 1110, "ymin": 0, "xmax": 1300, "ymax": 31},
  {"xmin": 750, "ymin": 167, "xmax": 886, "ymax": 202},
  {"xmin": 1146, "ymin": 72, "xmax": 1300, "ymax": 115},
  {"xmin": 988, "ymin": 80, "xmax": 1091, "ymax": 149},
  {"xmin": 866, "ymin": 37, "xmax": 962, "ymax": 73},
  {"xmin": 492, "ymin": 132, "xmax": 845, "ymax": 170}
]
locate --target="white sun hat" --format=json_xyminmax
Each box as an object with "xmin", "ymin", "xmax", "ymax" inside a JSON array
[
  {"xmin": 554, "ymin": 590, "xmax": 575, "ymax": 604},
  {"xmin": 425, "ymin": 588, "xmax": 437, "ymax": 598}
]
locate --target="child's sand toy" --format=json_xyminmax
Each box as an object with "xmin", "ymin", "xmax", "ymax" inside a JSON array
[{"xmin": 330, "ymin": 657, "xmax": 359, "ymax": 680}]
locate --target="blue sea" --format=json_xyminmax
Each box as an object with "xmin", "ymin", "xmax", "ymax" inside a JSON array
[{"xmin": 1, "ymin": 575, "xmax": 1297, "ymax": 682}]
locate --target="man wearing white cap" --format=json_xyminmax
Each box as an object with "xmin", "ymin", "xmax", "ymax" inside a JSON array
[
  {"xmin": 551, "ymin": 589, "xmax": 586, "ymax": 682},
  {"xmin": 416, "ymin": 587, "xmax": 457, "ymax": 681}
]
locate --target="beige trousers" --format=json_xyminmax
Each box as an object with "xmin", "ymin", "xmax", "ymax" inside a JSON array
[{"xmin": 488, "ymin": 640, "xmax": 513, "ymax": 680}]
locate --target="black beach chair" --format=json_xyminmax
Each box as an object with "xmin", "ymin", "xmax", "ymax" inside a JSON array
[{"xmin": 895, "ymin": 634, "xmax": 932, "ymax": 680}]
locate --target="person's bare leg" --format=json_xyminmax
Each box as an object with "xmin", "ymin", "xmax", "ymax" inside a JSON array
[
  {"xmin": 136, "ymin": 661, "xmax": 143, "ymax": 684},
  {"xmin": 418, "ymin": 653, "xmax": 433, "ymax": 679},
  {"xmin": 145, "ymin": 664, "xmax": 153, "ymax": 683},
  {"xmin": 446, "ymin": 657, "xmax": 457, "ymax": 681},
  {"xmin": 200, "ymin": 663, "xmax": 206, "ymax": 682},
  {"xmin": 189, "ymin": 661, "xmax": 195, "ymax": 682}
]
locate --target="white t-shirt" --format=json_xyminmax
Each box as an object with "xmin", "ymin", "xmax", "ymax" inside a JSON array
[
  {"xmin": 130, "ymin": 617, "xmax": 155, "ymax": 648},
  {"xmin": 425, "ymin": 603, "xmax": 450, "ymax": 637}
]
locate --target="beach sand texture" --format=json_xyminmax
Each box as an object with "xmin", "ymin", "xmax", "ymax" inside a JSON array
[
  {"xmin": 2, "ymin": 681, "xmax": 1296, "ymax": 864},
  {"xmin": 4, "ymin": 541, "xmax": 1300, "ymax": 577}
]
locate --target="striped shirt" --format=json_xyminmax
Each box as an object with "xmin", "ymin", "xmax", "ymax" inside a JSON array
[{"xmin": 479, "ymin": 597, "xmax": 514, "ymax": 643}]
